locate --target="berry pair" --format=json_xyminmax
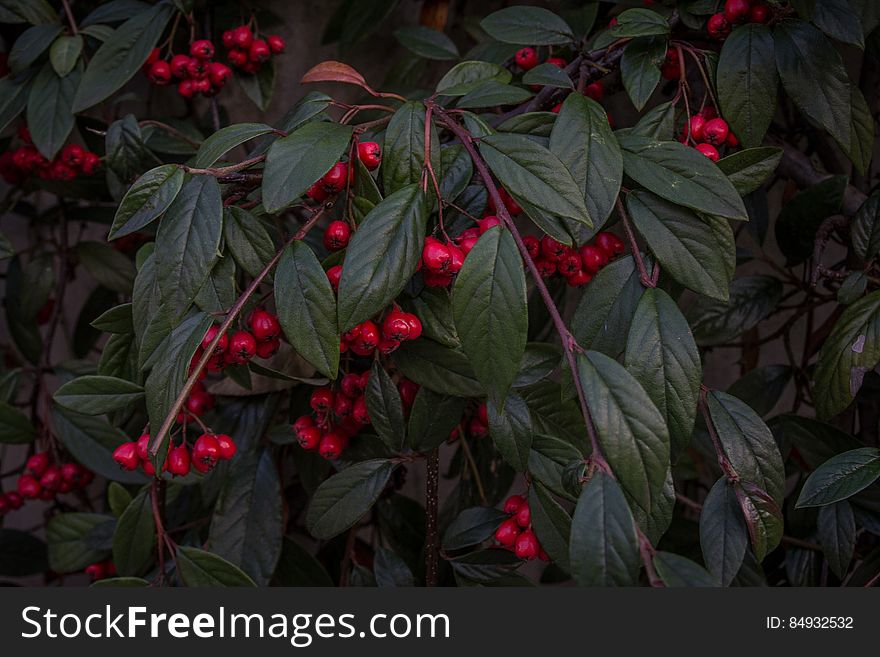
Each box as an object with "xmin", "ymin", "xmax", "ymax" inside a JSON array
[
  {"xmin": 494, "ymin": 494, "xmax": 548, "ymax": 561},
  {"xmin": 143, "ymin": 43, "xmax": 233, "ymax": 98},
  {"xmin": 222, "ymin": 25, "xmax": 284, "ymax": 75},
  {"xmin": 679, "ymin": 108, "xmax": 737, "ymax": 161},
  {"xmin": 84, "ymin": 560, "xmax": 117, "ymax": 582}
]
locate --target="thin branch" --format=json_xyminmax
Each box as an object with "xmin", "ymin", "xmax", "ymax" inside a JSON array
[
  {"xmin": 60, "ymin": 0, "xmax": 78, "ymax": 35},
  {"xmin": 617, "ymin": 198, "xmax": 654, "ymax": 287},
  {"xmin": 139, "ymin": 120, "xmax": 203, "ymax": 148},
  {"xmin": 425, "ymin": 448, "xmax": 440, "ymax": 587}
]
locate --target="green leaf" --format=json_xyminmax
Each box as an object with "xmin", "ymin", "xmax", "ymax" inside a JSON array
[
  {"xmin": 442, "ymin": 507, "xmax": 508, "ymax": 551},
  {"xmin": 209, "ymin": 448, "xmax": 283, "ymax": 586},
  {"xmin": 366, "ymin": 360, "xmax": 406, "ymax": 451},
  {"xmin": 76, "ymin": 240, "xmax": 137, "ymax": 293},
  {"xmin": 306, "ymin": 459, "xmax": 398, "ymax": 539},
  {"xmin": 262, "ymin": 121, "xmax": 353, "ymax": 213},
  {"xmin": 392, "ymin": 339, "xmax": 483, "ymax": 397},
  {"xmin": 224, "ymin": 206, "xmax": 275, "ymax": 278},
  {"xmin": 435, "ymin": 61, "xmax": 512, "ymax": 96},
  {"xmin": 811, "ymin": 0, "xmax": 864, "ymax": 48},
  {"xmin": 109, "ymin": 165, "xmax": 186, "ymax": 240},
  {"xmin": 652, "ymin": 552, "xmax": 718, "ymax": 587},
  {"xmin": 717, "ymin": 25, "xmax": 778, "ymax": 149},
  {"xmin": 576, "ymin": 351, "xmax": 670, "ymax": 521},
  {"xmin": 47, "ymin": 513, "xmax": 114, "ymax": 574},
  {"xmin": 626, "ymin": 191, "xmax": 734, "ymax": 301},
  {"xmin": 53, "ymin": 375, "xmax": 144, "ymax": 415},
  {"xmin": 734, "ymin": 481, "xmax": 783, "ymax": 560},
  {"xmin": 51, "ymin": 406, "xmax": 147, "ymax": 484},
  {"xmin": 628, "ymin": 100, "xmax": 676, "ymax": 140},
  {"xmin": 0, "ymin": 529, "xmax": 47, "ymax": 577},
  {"xmin": 73, "ymin": 2, "xmax": 174, "ymax": 111},
  {"xmin": 457, "ymin": 81, "xmax": 532, "ymax": 109},
  {"xmin": 192, "ymin": 123, "xmax": 273, "ymax": 168},
  {"xmin": 522, "ymin": 63, "xmax": 573, "ymax": 89},
  {"xmin": 407, "ymin": 389, "xmax": 465, "ymax": 452},
  {"xmin": 602, "ymin": 8, "xmax": 670, "ymax": 41},
  {"xmin": 452, "ymin": 227, "xmax": 527, "ymax": 405},
  {"xmin": 50, "ymin": 34, "xmax": 83, "ymax": 77},
  {"xmin": 374, "ymin": 547, "xmax": 414, "ymax": 587},
  {"xmin": 155, "ymin": 176, "xmax": 223, "ymax": 319},
  {"xmin": 625, "ymin": 288, "xmax": 701, "ymax": 458},
  {"xmin": 529, "ymin": 483, "xmax": 571, "ymax": 572},
  {"xmin": 569, "ymin": 472, "xmax": 640, "ymax": 586},
  {"xmin": 716, "ymin": 147, "xmax": 783, "ymax": 195},
  {"xmin": 618, "ymin": 135, "xmax": 748, "ymax": 221},
  {"xmin": 0, "ymin": 72, "xmax": 34, "ymax": 135},
  {"xmin": 108, "ymin": 482, "xmax": 132, "ymax": 518},
  {"xmin": 817, "ymin": 501, "xmax": 856, "ymax": 578},
  {"xmin": 620, "ymin": 36, "xmax": 666, "ymax": 111},
  {"xmin": 337, "ymin": 184, "xmax": 427, "ymax": 330},
  {"xmin": 176, "ymin": 546, "xmax": 256, "ymax": 587},
  {"xmin": 0, "ymin": 401, "xmax": 35, "ymax": 444},
  {"xmin": 727, "ymin": 365, "xmax": 792, "ymax": 417},
  {"xmin": 487, "ymin": 392, "xmax": 532, "ymax": 471},
  {"xmin": 708, "ymin": 390, "xmax": 785, "ymax": 504},
  {"xmin": 393, "ymin": 25, "xmax": 459, "ymax": 60},
  {"xmin": 699, "ymin": 477, "xmax": 748, "ymax": 586},
  {"xmin": 571, "ymin": 255, "xmax": 643, "ymax": 357},
  {"xmin": 112, "ymin": 486, "xmax": 155, "ymax": 577},
  {"xmin": 774, "ymin": 20, "xmax": 851, "ymax": 153},
  {"xmin": 686, "ymin": 275, "xmax": 783, "ymax": 346},
  {"xmin": 382, "ymin": 101, "xmax": 440, "ymax": 194},
  {"xmin": 797, "ymin": 447, "xmax": 880, "ymax": 507},
  {"xmin": 775, "ymin": 175, "xmax": 846, "ymax": 266},
  {"xmin": 852, "ymin": 190, "xmax": 880, "ymax": 261},
  {"xmin": 481, "ymin": 133, "xmax": 592, "ymax": 227},
  {"xmin": 813, "ymin": 291, "xmax": 880, "ymax": 418},
  {"xmin": 8, "ymin": 24, "xmax": 61, "ymax": 73},
  {"xmin": 550, "ymin": 93, "xmax": 622, "ymax": 231},
  {"xmin": 275, "ymin": 241, "xmax": 339, "ymax": 379},
  {"xmin": 480, "ymin": 6, "xmax": 574, "ymax": 45},
  {"xmin": 238, "ymin": 60, "xmax": 275, "ymax": 112},
  {"xmin": 27, "ymin": 63, "xmax": 79, "ymax": 159}
]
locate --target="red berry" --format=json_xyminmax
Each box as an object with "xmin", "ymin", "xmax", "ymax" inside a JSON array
[
  {"xmin": 326, "ymin": 265, "xmax": 343, "ymax": 291},
  {"xmin": 298, "ymin": 426, "xmax": 323, "ymax": 451},
  {"xmin": 333, "ymin": 393, "xmax": 354, "ymax": 419},
  {"xmin": 352, "ymin": 395, "xmax": 370, "ymax": 424},
  {"xmin": 540, "ymin": 235, "xmax": 567, "ymax": 262},
  {"xmin": 351, "ymin": 320, "xmax": 380, "ymax": 355},
  {"xmin": 228, "ymin": 330, "xmax": 257, "ymax": 365},
  {"xmin": 147, "ymin": 60, "xmax": 171, "ymax": 85},
  {"xmin": 523, "ymin": 235, "xmax": 540, "ymax": 260},
  {"xmin": 215, "ymin": 434, "xmax": 237, "ymax": 460},
  {"xmin": 661, "ymin": 61, "xmax": 681, "ymax": 81},
  {"xmin": 423, "ymin": 270, "xmax": 453, "ymax": 288},
  {"xmin": 136, "ymin": 433, "xmax": 151, "ymax": 460},
  {"xmin": 192, "ymin": 434, "xmax": 221, "ymax": 472},
  {"xmin": 707, "ymin": 13, "xmax": 731, "ymax": 40},
  {"xmin": 256, "ymin": 338, "xmax": 280, "ymax": 359},
  {"xmin": 323, "ymin": 220, "xmax": 351, "ymax": 251},
  {"xmin": 178, "ymin": 79, "xmax": 195, "ymax": 98},
  {"xmin": 249, "ymin": 309, "xmax": 281, "ymax": 342},
  {"xmin": 749, "ymin": 4, "xmax": 769, "ymax": 23},
  {"xmin": 726, "ymin": 130, "xmax": 739, "ymax": 148},
  {"xmin": 5, "ymin": 491, "xmax": 24, "ymax": 509},
  {"xmin": 144, "ymin": 47, "xmax": 160, "ymax": 68},
  {"xmin": 357, "ymin": 141, "xmax": 382, "ymax": 170},
  {"xmin": 584, "ymin": 81, "xmax": 604, "ymax": 101},
  {"xmin": 227, "ymin": 48, "xmax": 248, "ymax": 68},
  {"xmin": 703, "ymin": 118, "xmax": 729, "ymax": 146},
  {"xmin": 170, "ymin": 54, "xmax": 190, "ymax": 78},
  {"xmin": 165, "ymin": 445, "xmax": 189, "ymax": 477},
  {"xmin": 60, "ymin": 143, "xmax": 85, "ymax": 168},
  {"xmin": 422, "ymin": 238, "xmax": 452, "ymax": 272},
  {"xmin": 457, "ymin": 235, "xmax": 479, "ymax": 256},
  {"xmin": 17, "ymin": 474, "xmax": 41, "ymax": 499},
  {"xmin": 447, "ymin": 245, "xmax": 465, "ymax": 274},
  {"xmin": 267, "ymin": 35, "xmax": 285, "ymax": 54},
  {"xmin": 190, "ymin": 39, "xmax": 215, "ymax": 60},
  {"xmin": 398, "ymin": 379, "xmax": 419, "ymax": 408},
  {"xmin": 536, "ymin": 259, "xmax": 556, "ymax": 278},
  {"xmin": 112, "ymin": 442, "xmax": 140, "ymax": 471},
  {"xmin": 186, "ymin": 58, "xmax": 209, "ymax": 80},
  {"xmin": 202, "ymin": 325, "xmax": 228, "ymax": 355},
  {"xmin": 49, "ymin": 161, "xmax": 76, "ymax": 181},
  {"xmin": 686, "ymin": 114, "xmax": 706, "ymax": 143},
  {"xmin": 222, "ymin": 30, "xmax": 235, "ymax": 49},
  {"xmin": 26, "ymin": 452, "xmax": 50, "ymax": 476},
  {"xmin": 514, "ymin": 529, "xmax": 540, "ymax": 560},
  {"xmin": 696, "ymin": 143, "xmax": 720, "ymax": 161},
  {"xmin": 232, "ymin": 26, "xmax": 253, "ymax": 49},
  {"xmin": 477, "ymin": 215, "xmax": 501, "ymax": 233},
  {"xmin": 580, "ymin": 244, "xmax": 609, "ymax": 274},
  {"xmin": 382, "ymin": 311, "xmax": 412, "ymax": 341},
  {"xmin": 321, "ymin": 162, "xmax": 349, "ymax": 193},
  {"xmin": 310, "ymin": 388, "xmax": 335, "ymax": 414},
  {"xmin": 546, "ymin": 56, "xmax": 566, "ymax": 68},
  {"xmin": 207, "ymin": 62, "xmax": 232, "ymax": 87},
  {"xmin": 319, "ymin": 432, "xmax": 346, "ymax": 460},
  {"xmin": 515, "ymin": 47, "xmax": 538, "ymax": 71},
  {"xmin": 249, "ymin": 39, "xmax": 271, "ymax": 63},
  {"xmin": 85, "ymin": 562, "xmax": 106, "ymax": 581},
  {"xmin": 504, "ymin": 495, "xmax": 525, "ymax": 515},
  {"xmin": 515, "ymin": 503, "xmax": 531, "ymax": 528},
  {"xmin": 559, "ymin": 251, "xmax": 582, "ymax": 276},
  {"xmin": 38, "ymin": 466, "xmax": 61, "ymax": 492},
  {"xmin": 724, "ymin": 0, "xmax": 751, "ymax": 24},
  {"xmin": 551, "ymin": 103, "xmax": 562, "ymax": 114},
  {"xmin": 403, "ymin": 313, "xmax": 422, "ymax": 340},
  {"xmin": 185, "ymin": 390, "xmax": 215, "ymax": 417},
  {"xmin": 495, "ymin": 518, "xmax": 520, "ymax": 546},
  {"xmin": 293, "ymin": 414, "xmax": 315, "ymax": 435},
  {"xmin": 340, "ymin": 373, "xmax": 363, "ymax": 398},
  {"xmin": 595, "ymin": 231, "xmax": 625, "ymax": 256}
]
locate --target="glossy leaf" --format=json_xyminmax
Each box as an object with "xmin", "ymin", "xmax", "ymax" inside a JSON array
[
  {"xmin": 716, "ymin": 147, "xmax": 783, "ymax": 195},
  {"xmin": 176, "ymin": 546, "xmax": 256, "ymax": 587},
  {"xmin": 382, "ymin": 101, "xmax": 440, "ymax": 194},
  {"xmin": 817, "ymin": 501, "xmax": 856, "ymax": 578},
  {"xmin": 112, "ymin": 486, "xmax": 155, "ymax": 577},
  {"xmin": 109, "ymin": 165, "xmax": 186, "ymax": 240},
  {"xmin": 53, "ymin": 375, "xmax": 144, "ymax": 415},
  {"xmin": 487, "ymin": 392, "xmax": 533, "ymax": 472},
  {"xmin": 797, "ymin": 448, "xmax": 880, "ymax": 507},
  {"xmin": 192, "ymin": 123, "xmax": 274, "ymax": 168},
  {"xmin": 366, "ymin": 360, "xmax": 406, "ymax": 451},
  {"xmin": 699, "ymin": 478, "xmax": 748, "ymax": 586},
  {"xmin": 27, "ymin": 63, "xmax": 79, "ymax": 160},
  {"xmin": 393, "ymin": 26, "xmax": 459, "ymax": 60},
  {"xmin": 480, "ymin": 6, "xmax": 574, "ymax": 45},
  {"xmin": 686, "ymin": 275, "xmax": 783, "ymax": 346}
]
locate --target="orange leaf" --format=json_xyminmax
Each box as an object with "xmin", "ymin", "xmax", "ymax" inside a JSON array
[{"xmin": 300, "ymin": 61, "xmax": 370, "ymax": 90}]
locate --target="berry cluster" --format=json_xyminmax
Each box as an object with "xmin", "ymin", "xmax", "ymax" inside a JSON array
[
  {"xmin": 0, "ymin": 124, "xmax": 100, "ymax": 185},
  {"xmin": 2, "ymin": 453, "xmax": 93, "ymax": 515},
  {"xmin": 112, "ymin": 431, "xmax": 237, "ymax": 476},
  {"xmin": 494, "ymin": 494, "xmax": 548, "ymax": 561},
  {"xmin": 708, "ymin": 0, "xmax": 769, "ymax": 40},
  {"xmin": 525, "ymin": 231, "xmax": 625, "ymax": 288},
  {"xmin": 306, "ymin": 142, "xmax": 382, "ymax": 204},
  {"xmin": 84, "ymin": 560, "xmax": 117, "ymax": 582},
  {"xmin": 142, "ymin": 42, "xmax": 233, "ymax": 99},
  {"xmin": 678, "ymin": 107, "xmax": 737, "ymax": 161},
  {"xmin": 221, "ymin": 25, "xmax": 285, "ymax": 74},
  {"xmin": 340, "ymin": 308, "xmax": 422, "ymax": 357}
]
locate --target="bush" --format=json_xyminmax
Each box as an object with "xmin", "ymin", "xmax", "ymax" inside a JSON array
[{"xmin": 0, "ymin": 0, "xmax": 878, "ymax": 588}]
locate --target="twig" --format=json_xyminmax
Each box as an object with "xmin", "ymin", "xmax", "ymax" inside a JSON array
[
  {"xmin": 60, "ymin": 0, "xmax": 78, "ymax": 35},
  {"xmin": 139, "ymin": 120, "xmax": 202, "ymax": 148},
  {"xmin": 425, "ymin": 448, "xmax": 440, "ymax": 587},
  {"xmin": 617, "ymin": 198, "xmax": 654, "ymax": 287},
  {"xmin": 459, "ymin": 436, "xmax": 487, "ymax": 506}
]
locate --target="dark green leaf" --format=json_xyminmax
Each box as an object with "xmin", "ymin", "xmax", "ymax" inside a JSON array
[
  {"xmin": 480, "ymin": 6, "xmax": 574, "ymax": 45},
  {"xmin": 112, "ymin": 486, "xmax": 154, "ymax": 577},
  {"xmin": 407, "ymin": 389, "xmax": 465, "ymax": 451},
  {"xmin": 8, "ymin": 24, "xmax": 61, "ymax": 73},
  {"xmin": 435, "ymin": 61, "xmax": 512, "ymax": 96},
  {"xmin": 716, "ymin": 147, "xmax": 783, "ymax": 195},
  {"xmin": 529, "ymin": 483, "xmax": 571, "ymax": 572},
  {"xmin": 275, "ymin": 241, "xmax": 339, "ymax": 379},
  {"xmin": 852, "ymin": 190, "xmax": 880, "ymax": 261},
  {"xmin": 811, "ymin": 0, "xmax": 864, "ymax": 48},
  {"xmin": 374, "ymin": 548, "xmax": 414, "ymax": 587},
  {"xmin": 192, "ymin": 123, "xmax": 273, "ymax": 168},
  {"xmin": 366, "ymin": 360, "xmax": 406, "ymax": 450},
  {"xmin": 653, "ymin": 552, "xmax": 718, "ymax": 587},
  {"xmin": 76, "ymin": 240, "xmax": 136, "ymax": 293},
  {"xmin": 223, "ymin": 206, "xmax": 275, "ymax": 278},
  {"xmin": 602, "ymin": 8, "xmax": 670, "ymax": 41},
  {"xmin": 727, "ymin": 365, "xmax": 792, "ymax": 417},
  {"xmin": 47, "ymin": 513, "xmax": 113, "ymax": 573},
  {"xmin": 442, "ymin": 507, "xmax": 508, "ymax": 551},
  {"xmin": 393, "ymin": 25, "xmax": 459, "ymax": 60},
  {"xmin": 699, "ymin": 477, "xmax": 748, "ymax": 586},
  {"xmin": 54, "ymin": 375, "xmax": 144, "ymax": 415},
  {"xmin": 818, "ymin": 501, "xmax": 856, "ymax": 578},
  {"xmin": 392, "ymin": 339, "xmax": 483, "ymax": 397},
  {"xmin": 620, "ymin": 36, "xmax": 666, "ymax": 111},
  {"xmin": 238, "ymin": 60, "xmax": 275, "ymax": 112},
  {"xmin": 382, "ymin": 101, "xmax": 440, "ymax": 194},
  {"xmin": 775, "ymin": 175, "xmax": 847, "ymax": 266},
  {"xmin": 0, "ymin": 401, "xmax": 35, "ymax": 444},
  {"xmin": 274, "ymin": 537, "xmax": 333, "ymax": 586},
  {"xmin": 109, "ymin": 165, "xmax": 186, "ymax": 240},
  {"xmin": 457, "ymin": 81, "xmax": 532, "ymax": 109},
  {"xmin": 522, "ymin": 63, "xmax": 573, "ymax": 89},
  {"xmin": 487, "ymin": 391, "xmax": 532, "ymax": 471},
  {"xmin": 734, "ymin": 481, "xmax": 783, "ymax": 560},
  {"xmin": 176, "ymin": 546, "xmax": 256, "ymax": 587},
  {"xmin": 27, "ymin": 63, "xmax": 79, "ymax": 159},
  {"xmin": 797, "ymin": 447, "xmax": 880, "ymax": 507},
  {"xmin": 686, "ymin": 275, "xmax": 784, "ymax": 346},
  {"xmin": 50, "ymin": 34, "xmax": 83, "ymax": 77}
]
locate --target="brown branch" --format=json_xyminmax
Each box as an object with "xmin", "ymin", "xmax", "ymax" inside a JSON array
[
  {"xmin": 148, "ymin": 206, "xmax": 327, "ymax": 455},
  {"xmin": 425, "ymin": 448, "xmax": 440, "ymax": 587},
  {"xmin": 617, "ymin": 198, "xmax": 654, "ymax": 287}
]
